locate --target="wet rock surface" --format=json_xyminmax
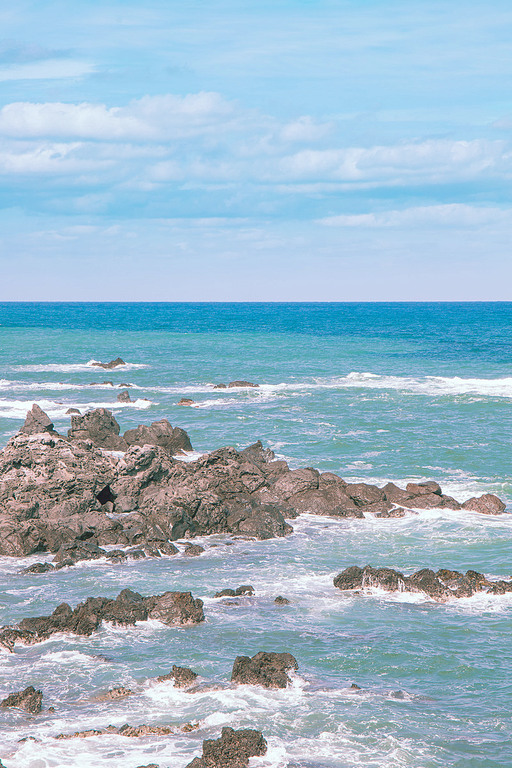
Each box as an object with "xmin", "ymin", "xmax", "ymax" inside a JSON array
[
  {"xmin": 185, "ymin": 726, "xmax": 267, "ymax": 768},
  {"xmin": 91, "ymin": 357, "xmax": 126, "ymax": 369},
  {"xmin": 214, "ymin": 585, "xmax": 255, "ymax": 598},
  {"xmin": 157, "ymin": 665, "xmax": 198, "ymax": 687},
  {"xmin": 231, "ymin": 651, "xmax": 298, "ymax": 688},
  {"xmin": 0, "ymin": 410, "xmax": 507, "ymax": 561},
  {"xmin": 0, "ymin": 589, "xmax": 204, "ymax": 651},
  {"xmin": 0, "ymin": 686, "xmax": 43, "ymax": 714},
  {"xmin": 333, "ymin": 565, "xmax": 512, "ymax": 601}
]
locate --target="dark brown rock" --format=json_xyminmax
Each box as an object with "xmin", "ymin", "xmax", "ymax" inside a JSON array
[
  {"xmin": 157, "ymin": 665, "xmax": 198, "ymax": 688},
  {"xmin": 91, "ymin": 358, "xmax": 126, "ymax": 369},
  {"xmin": 0, "ymin": 589, "xmax": 204, "ymax": 651},
  {"xmin": 213, "ymin": 383, "xmax": 227, "ymax": 389},
  {"xmin": 101, "ymin": 686, "xmax": 132, "ymax": 700},
  {"xmin": 178, "ymin": 398, "xmax": 195, "ymax": 406},
  {"xmin": 462, "ymin": 494, "xmax": 506, "ymax": 515},
  {"xmin": 124, "ymin": 418, "xmax": 192, "ymax": 455},
  {"xmin": 20, "ymin": 404, "xmax": 57, "ymax": 436},
  {"xmin": 214, "ymin": 585, "xmax": 254, "ymax": 598},
  {"xmin": 117, "ymin": 390, "xmax": 132, "ymax": 403},
  {"xmin": 22, "ymin": 562, "xmax": 55, "ymax": 573},
  {"xmin": 68, "ymin": 408, "xmax": 126, "ymax": 450},
  {"xmin": 231, "ymin": 651, "xmax": 298, "ymax": 689},
  {"xmin": 334, "ymin": 565, "xmax": 512, "ymax": 601},
  {"xmin": 66, "ymin": 408, "xmax": 81, "ymax": 415},
  {"xmin": 228, "ymin": 381, "xmax": 259, "ymax": 388},
  {"xmin": 406, "ymin": 481, "xmax": 442, "ymax": 496},
  {"xmin": 184, "ymin": 544, "xmax": 205, "ymax": 556},
  {"xmin": 274, "ymin": 595, "xmax": 290, "ymax": 605},
  {"xmin": 185, "ymin": 726, "xmax": 267, "ymax": 768},
  {"xmin": 1, "ymin": 686, "xmax": 43, "ymax": 714}
]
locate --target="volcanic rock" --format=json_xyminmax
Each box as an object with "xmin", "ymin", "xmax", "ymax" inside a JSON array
[
  {"xmin": 183, "ymin": 544, "xmax": 205, "ymax": 556},
  {"xmin": 117, "ymin": 390, "xmax": 132, "ymax": 403},
  {"xmin": 274, "ymin": 595, "xmax": 290, "ymax": 605},
  {"xmin": 68, "ymin": 408, "xmax": 126, "ymax": 450},
  {"xmin": 0, "ymin": 686, "xmax": 43, "ymax": 714},
  {"xmin": 157, "ymin": 665, "xmax": 198, "ymax": 688},
  {"xmin": 102, "ymin": 686, "xmax": 132, "ymax": 700},
  {"xmin": 185, "ymin": 726, "xmax": 267, "ymax": 768},
  {"xmin": 0, "ymin": 589, "xmax": 204, "ymax": 651},
  {"xmin": 214, "ymin": 585, "xmax": 254, "ymax": 598},
  {"xmin": 22, "ymin": 562, "xmax": 55, "ymax": 573},
  {"xmin": 231, "ymin": 651, "xmax": 298, "ymax": 689},
  {"xmin": 91, "ymin": 358, "xmax": 126, "ymax": 369},
  {"xmin": 461, "ymin": 494, "xmax": 506, "ymax": 515},
  {"xmin": 20, "ymin": 404, "xmax": 57, "ymax": 436},
  {"xmin": 178, "ymin": 398, "xmax": 195, "ymax": 406},
  {"xmin": 124, "ymin": 418, "xmax": 192, "ymax": 455},
  {"xmin": 228, "ymin": 381, "xmax": 259, "ymax": 388},
  {"xmin": 333, "ymin": 565, "xmax": 512, "ymax": 601}
]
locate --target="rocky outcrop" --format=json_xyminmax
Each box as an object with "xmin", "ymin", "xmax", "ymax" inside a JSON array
[
  {"xmin": 91, "ymin": 358, "xmax": 126, "ymax": 369},
  {"xmin": 231, "ymin": 651, "xmax": 298, "ymax": 688},
  {"xmin": 157, "ymin": 665, "xmax": 198, "ymax": 687},
  {"xmin": 0, "ymin": 589, "xmax": 204, "ymax": 651},
  {"xmin": 0, "ymin": 686, "xmax": 43, "ymax": 714},
  {"xmin": 185, "ymin": 727, "xmax": 267, "ymax": 768},
  {"xmin": 274, "ymin": 595, "xmax": 290, "ymax": 605},
  {"xmin": 20, "ymin": 404, "xmax": 57, "ymax": 436},
  {"xmin": 0, "ymin": 411, "xmax": 507, "ymax": 561},
  {"xmin": 178, "ymin": 398, "xmax": 196, "ymax": 406},
  {"xmin": 228, "ymin": 381, "xmax": 259, "ymax": 388},
  {"xmin": 333, "ymin": 565, "xmax": 512, "ymax": 601},
  {"xmin": 56, "ymin": 722, "xmax": 198, "ymax": 740},
  {"xmin": 117, "ymin": 390, "xmax": 132, "ymax": 403},
  {"xmin": 461, "ymin": 494, "xmax": 506, "ymax": 515},
  {"xmin": 214, "ymin": 585, "xmax": 255, "ymax": 598}
]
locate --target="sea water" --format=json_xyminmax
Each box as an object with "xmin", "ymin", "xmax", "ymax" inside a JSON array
[{"xmin": 0, "ymin": 302, "xmax": 511, "ymax": 767}]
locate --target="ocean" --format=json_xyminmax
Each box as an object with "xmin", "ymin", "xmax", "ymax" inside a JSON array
[{"xmin": 0, "ymin": 302, "xmax": 511, "ymax": 767}]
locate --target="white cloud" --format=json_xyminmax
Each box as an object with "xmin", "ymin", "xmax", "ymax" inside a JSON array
[
  {"xmin": 0, "ymin": 59, "xmax": 94, "ymax": 81},
  {"xmin": 319, "ymin": 204, "xmax": 512, "ymax": 229},
  {"xmin": 0, "ymin": 93, "xmax": 235, "ymax": 140},
  {"xmin": 279, "ymin": 116, "xmax": 333, "ymax": 143}
]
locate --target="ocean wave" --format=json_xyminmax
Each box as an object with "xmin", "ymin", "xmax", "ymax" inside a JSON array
[
  {"xmin": 0, "ymin": 397, "xmax": 153, "ymax": 420},
  {"xmin": 11, "ymin": 359, "xmax": 148, "ymax": 373},
  {"xmin": 0, "ymin": 379, "xmax": 143, "ymax": 392}
]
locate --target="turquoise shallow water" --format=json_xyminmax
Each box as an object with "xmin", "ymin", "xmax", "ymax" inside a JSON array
[{"xmin": 0, "ymin": 303, "xmax": 511, "ymax": 767}]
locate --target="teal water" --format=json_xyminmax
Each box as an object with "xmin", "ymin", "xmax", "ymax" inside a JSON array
[{"xmin": 0, "ymin": 303, "xmax": 511, "ymax": 767}]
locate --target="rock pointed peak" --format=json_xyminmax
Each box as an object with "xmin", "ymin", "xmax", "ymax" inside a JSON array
[{"xmin": 20, "ymin": 404, "xmax": 56, "ymax": 436}]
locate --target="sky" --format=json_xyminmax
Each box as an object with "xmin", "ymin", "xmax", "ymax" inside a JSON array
[{"xmin": 1, "ymin": 0, "xmax": 512, "ymax": 300}]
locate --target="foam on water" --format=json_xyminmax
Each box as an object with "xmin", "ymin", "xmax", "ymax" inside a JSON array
[{"xmin": 11, "ymin": 360, "xmax": 148, "ymax": 372}]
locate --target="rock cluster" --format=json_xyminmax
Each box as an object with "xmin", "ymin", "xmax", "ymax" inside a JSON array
[
  {"xmin": 0, "ymin": 686, "xmax": 43, "ymax": 714},
  {"xmin": 213, "ymin": 381, "xmax": 259, "ymax": 389},
  {"xmin": 185, "ymin": 726, "xmax": 267, "ymax": 768},
  {"xmin": 0, "ymin": 589, "xmax": 204, "ymax": 651},
  {"xmin": 333, "ymin": 565, "xmax": 512, "ymax": 601},
  {"xmin": 157, "ymin": 665, "xmax": 198, "ymax": 688},
  {"xmin": 231, "ymin": 651, "xmax": 298, "ymax": 689},
  {"xmin": 214, "ymin": 585, "xmax": 255, "ymax": 598},
  {"xmin": 0, "ymin": 407, "xmax": 507, "ymax": 561},
  {"xmin": 91, "ymin": 357, "xmax": 126, "ymax": 369}
]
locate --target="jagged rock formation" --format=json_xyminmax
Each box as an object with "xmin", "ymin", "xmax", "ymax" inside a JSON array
[
  {"xmin": 333, "ymin": 565, "xmax": 512, "ymax": 601},
  {"xmin": 231, "ymin": 651, "xmax": 298, "ymax": 688},
  {"xmin": 0, "ymin": 589, "xmax": 204, "ymax": 651},
  {"xmin": 185, "ymin": 726, "xmax": 267, "ymax": 768},
  {"xmin": 91, "ymin": 357, "xmax": 126, "ymax": 369},
  {"xmin": 20, "ymin": 404, "xmax": 58, "ymax": 436},
  {"xmin": 214, "ymin": 585, "xmax": 255, "ymax": 598},
  {"xmin": 0, "ymin": 407, "xmax": 507, "ymax": 560},
  {"xmin": 157, "ymin": 665, "xmax": 198, "ymax": 687},
  {"xmin": 0, "ymin": 686, "xmax": 43, "ymax": 714}
]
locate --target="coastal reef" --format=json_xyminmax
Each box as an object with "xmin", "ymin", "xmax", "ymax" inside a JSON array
[
  {"xmin": 334, "ymin": 565, "xmax": 512, "ymax": 601},
  {"xmin": 0, "ymin": 406, "xmax": 506, "ymax": 560}
]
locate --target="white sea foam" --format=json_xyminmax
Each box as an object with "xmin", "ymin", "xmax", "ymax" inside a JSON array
[
  {"xmin": 0, "ymin": 397, "xmax": 153, "ymax": 420},
  {"xmin": 11, "ymin": 359, "xmax": 148, "ymax": 372}
]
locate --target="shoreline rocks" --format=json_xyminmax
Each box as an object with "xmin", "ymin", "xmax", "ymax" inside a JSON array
[
  {"xmin": 333, "ymin": 565, "xmax": 512, "ymax": 601},
  {"xmin": 185, "ymin": 726, "xmax": 267, "ymax": 768},
  {"xmin": 91, "ymin": 358, "xmax": 126, "ymax": 369},
  {"xmin": 0, "ymin": 589, "xmax": 204, "ymax": 651},
  {"xmin": 231, "ymin": 651, "xmax": 298, "ymax": 688},
  {"xmin": 0, "ymin": 686, "xmax": 43, "ymax": 714},
  {"xmin": 0, "ymin": 408, "xmax": 507, "ymax": 562}
]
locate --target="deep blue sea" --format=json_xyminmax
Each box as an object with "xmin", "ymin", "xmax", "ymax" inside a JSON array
[{"xmin": 0, "ymin": 303, "xmax": 511, "ymax": 768}]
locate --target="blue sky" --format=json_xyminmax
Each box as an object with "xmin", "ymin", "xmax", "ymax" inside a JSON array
[{"xmin": 1, "ymin": 0, "xmax": 512, "ymax": 300}]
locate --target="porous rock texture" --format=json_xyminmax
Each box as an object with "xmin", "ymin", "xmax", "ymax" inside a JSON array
[
  {"xmin": 0, "ymin": 686, "xmax": 43, "ymax": 714},
  {"xmin": 334, "ymin": 565, "xmax": 512, "ymax": 601},
  {"xmin": 157, "ymin": 665, "xmax": 198, "ymax": 687},
  {"xmin": 231, "ymin": 651, "xmax": 298, "ymax": 689},
  {"xmin": 0, "ymin": 407, "xmax": 507, "ymax": 561},
  {"xmin": 0, "ymin": 588, "xmax": 204, "ymax": 651},
  {"xmin": 185, "ymin": 726, "xmax": 267, "ymax": 768}
]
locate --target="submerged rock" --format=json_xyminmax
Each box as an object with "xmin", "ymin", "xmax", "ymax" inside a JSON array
[
  {"xmin": 333, "ymin": 565, "xmax": 512, "ymax": 601},
  {"xmin": 185, "ymin": 726, "xmax": 267, "ymax": 768},
  {"xmin": 274, "ymin": 595, "xmax": 290, "ymax": 605},
  {"xmin": 228, "ymin": 381, "xmax": 259, "ymax": 388},
  {"xmin": 231, "ymin": 651, "xmax": 298, "ymax": 689},
  {"xmin": 0, "ymin": 589, "xmax": 204, "ymax": 651},
  {"xmin": 214, "ymin": 585, "xmax": 255, "ymax": 598},
  {"xmin": 178, "ymin": 398, "xmax": 196, "ymax": 406},
  {"xmin": 0, "ymin": 686, "xmax": 43, "ymax": 714}
]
